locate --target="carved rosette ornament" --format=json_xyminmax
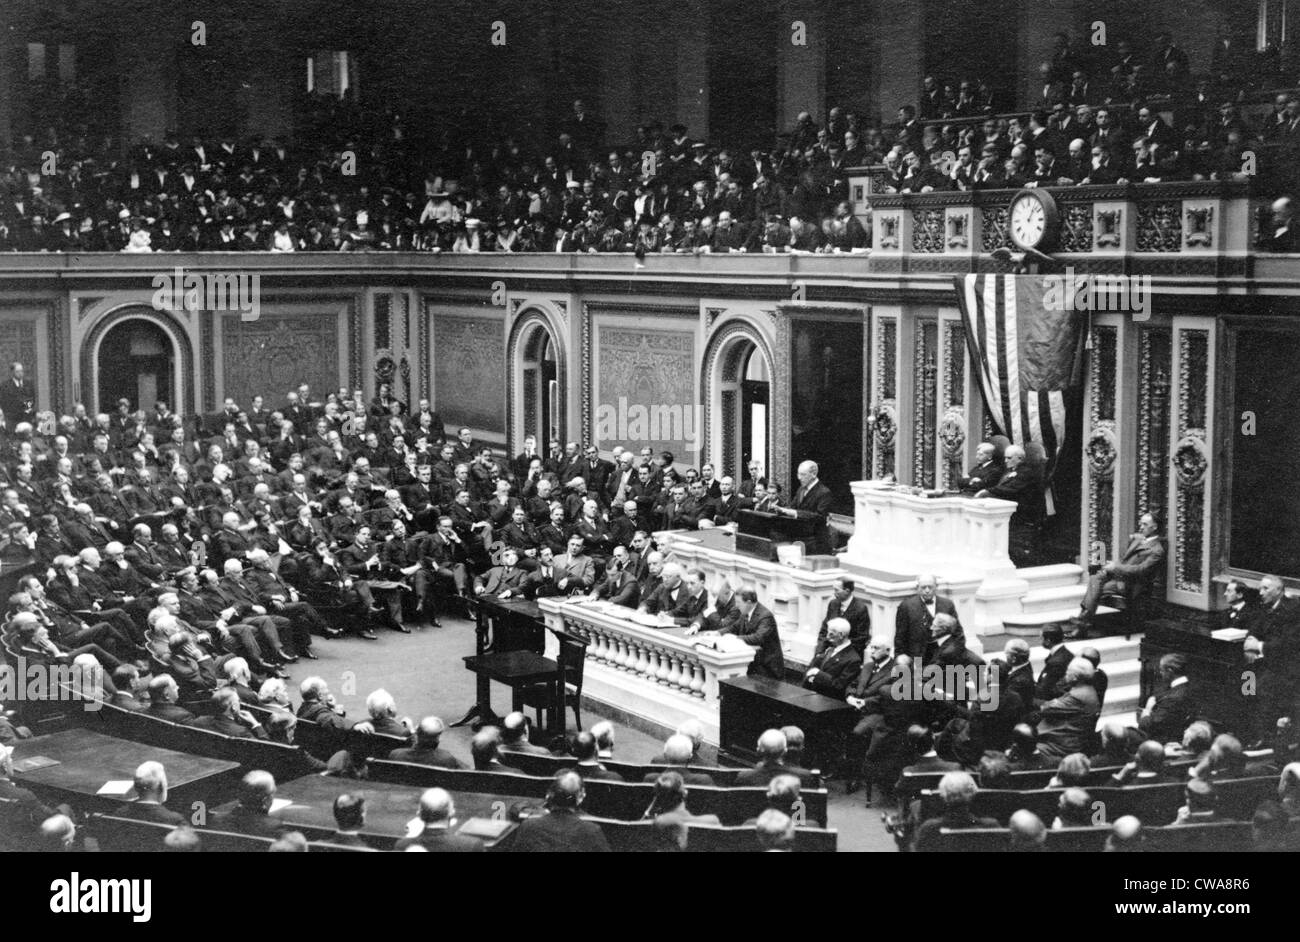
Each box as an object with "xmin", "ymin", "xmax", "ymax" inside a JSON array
[
  {"xmin": 869, "ymin": 401, "xmax": 898, "ymax": 447},
  {"xmin": 1172, "ymin": 429, "xmax": 1208, "ymax": 489},
  {"xmin": 1086, "ymin": 421, "xmax": 1118, "ymax": 480},
  {"xmin": 938, "ymin": 407, "xmax": 966, "ymax": 460}
]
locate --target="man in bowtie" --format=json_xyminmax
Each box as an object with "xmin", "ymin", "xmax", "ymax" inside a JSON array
[{"xmin": 893, "ymin": 574, "xmax": 959, "ymax": 659}]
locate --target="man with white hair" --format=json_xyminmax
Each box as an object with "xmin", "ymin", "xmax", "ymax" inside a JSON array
[
  {"xmin": 359, "ymin": 688, "xmax": 413, "ymax": 738},
  {"xmin": 188, "ymin": 686, "xmax": 268, "ymax": 739},
  {"xmin": 112, "ymin": 761, "xmax": 185, "ymax": 826},
  {"xmin": 1036, "ymin": 657, "xmax": 1101, "ymax": 758},
  {"xmin": 778, "ymin": 460, "xmax": 833, "ymax": 554},
  {"xmin": 975, "ymin": 444, "xmax": 1045, "ymax": 565},
  {"xmin": 591, "ymin": 720, "xmax": 616, "ymax": 759},
  {"xmin": 651, "ymin": 719, "xmax": 707, "ymax": 766},
  {"xmin": 642, "ymin": 734, "xmax": 716, "ymax": 786},
  {"xmin": 1266, "ymin": 196, "xmax": 1298, "ymax": 252},
  {"xmin": 957, "ymin": 442, "xmax": 1004, "ymax": 494},
  {"xmin": 802, "ymin": 617, "xmax": 862, "ymax": 697},
  {"xmin": 894, "ymin": 574, "xmax": 959, "ymax": 660}
]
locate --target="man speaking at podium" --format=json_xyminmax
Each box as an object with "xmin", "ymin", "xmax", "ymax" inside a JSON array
[{"xmin": 777, "ymin": 460, "xmax": 833, "ymax": 555}]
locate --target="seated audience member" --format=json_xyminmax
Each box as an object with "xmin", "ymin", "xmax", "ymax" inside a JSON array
[
  {"xmin": 644, "ymin": 771, "xmax": 722, "ymax": 850},
  {"xmin": 269, "ymin": 831, "xmax": 309, "ymax": 852},
  {"xmin": 591, "ymin": 720, "xmax": 616, "ymax": 759},
  {"xmin": 897, "ymin": 725, "xmax": 962, "ymax": 794},
  {"xmin": 802, "ymin": 617, "xmax": 862, "ymax": 698},
  {"xmin": 1104, "ymin": 815, "xmax": 1145, "ymax": 852},
  {"xmin": 1048, "ymin": 752, "xmax": 1091, "ymax": 788},
  {"xmin": 388, "ymin": 716, "xmax": 463, "ymax": 768},
  {"xmin": 650, "ymin": 719, "xmax": 707, "ymax": 766},
  {"xmin": 356, "ymin": 688, "xmax": 413, "ymax": 738},
  {"xmin": 736, "ymin": 729, "xmax": 816, "ymax": 787},
  {"xmin": 913, "ymin": 772, "xmax": 1000, "ymax": 850},
  {"xmin": 1036, "ymin": 658, "xmax": 1101, "ymax": 758},
  {"xmin": 0, "ymin": 742, "xmax": 58, "ymax": 834},
  {"xmin": 1252, "ymin": 800, "xmax": 1298, "ymax": 851},
  {"xmin": 1112, "ymin": 740, "xmax": 1169, "ymax": 785},
  {"xmin": 327, "ymin": 794, "xmax": 371, "ymax": 848},
  {"xmin": 1007, "ymin": 723, "xmax": 1053, "ymax": 771},
  {"xmin": 1173, "ymin": 777, "xmax": 1221, "ymax": 824},
  {"xmin": 499, "ymin": 711, "xmax": 549, "ymax": 757},
  {"xmin": 511, "ymin": 770, "xmax": 611, "ymax": 852},
  {"xmin": 40, "ymin": 813, "xmax": 79, "ymax": 852},
  {"xmin": 1137, "ymin": 653, "xmax": 1200, "ymax": 743},
  {"xmin": 1174, "ymin": 721, "xmax": 1214, "ymax": 761},
  {"xmin": 145, "ymin": 674, "xmax": 195, "ymax": 723},
  {"xmin": 755, "ymin": 809, "xmax": 796, "ymax": 852},
  {"xmin": 978, "ymin": 751, "xmax": 1014, "ymax": 790},
  {"xmin": 113, "ymin": 761, "xmax": 185, "ymax": 826},
  {"xmin": 394, "ymin": 788, "xmax": 483, "ymax": 852},
  {"xmin": 208, "ymin": 770, "xmax": 282, "ymax": 837},
  {"xmin": 188, "ymin": 686, "xmax": 268, "ymax": 739},
  {"xmin": 570, "ymin": 730, "xmax": 621, "ymax": 781},
  {"xmin": 471, "ymin": 726, "xmax": 521, "ymax": 773},
  {"xmin": 1091, "ymin": 719, "xmax": 1138, "ymax": 767},
  {"xmin": 643, "ymin": 735, "xmax": 716, "ymax": 786},
  {"xmin": 1008, "ymin": 809, "xmax": 1048, "ymax": 851},
  {"xmin": 1052, "ymin": 787, "xmax": 1096, "ymax": 829},
  {"xmin": 163, "ymin": 826, "xmax": 203, "ymax": 852}
]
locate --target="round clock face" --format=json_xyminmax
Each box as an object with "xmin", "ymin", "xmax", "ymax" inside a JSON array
[{"xmin": 1010, "ymin": 194, "xmax": 1047, "ymax": 249}]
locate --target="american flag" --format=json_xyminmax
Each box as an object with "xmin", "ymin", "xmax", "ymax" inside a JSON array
[{"xmin": 954, "ymin": 274, "xmax": 1087, "ymax": 492}]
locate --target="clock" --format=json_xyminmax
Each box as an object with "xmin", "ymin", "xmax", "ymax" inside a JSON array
[{"xmin": 1007, "ymin": 188, "xmax": 1059, "ymax": 252}]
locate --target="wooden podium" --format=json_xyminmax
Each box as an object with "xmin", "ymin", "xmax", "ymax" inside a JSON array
[{"xmin": 735, "ymin": 509, "xmax": 819, "ymax": 562}]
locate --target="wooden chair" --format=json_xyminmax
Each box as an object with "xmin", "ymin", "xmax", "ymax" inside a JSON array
[{"xmin": 520, "ymin": 634, "xmax": 587, "ymax": 731}]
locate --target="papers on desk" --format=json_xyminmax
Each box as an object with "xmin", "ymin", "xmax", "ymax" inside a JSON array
[
  {"xmin": 628, "ymin": 610, "xmax": 673, "ymax": 629},
  {"xmin": 10, "ymin": 755, "xmax": 59, "ymax": 773},
  {"xmin": 96, "ymin": 780, "xmax": 135, "ymax": 797},
  {"xmin": 269, "ymin": 798, "xmax": 294, "ymax": 814},
  {"xmin": 459, "ymin": 817, "xmax": 513, "ymax": 839},
  {"xmin": 1211, "ymin": 628, "xmax": 1248, "ymax": 642},
  {"xmin": 692, "ymin": 633, "xmax": 751, "ymax": 654}
]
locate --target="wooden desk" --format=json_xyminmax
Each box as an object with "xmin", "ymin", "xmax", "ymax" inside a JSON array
[
  {"xmin": 719, "ymin": 676, "xmax": 857, "ymax": 769},
  {"xmin": 228, "ymin": 774, "xmax": 521, "ymax": 849},
  {"xmin": 10, "ymin": 727, "xmax": 241, "ymax": 809},
  {"xmin": 462, "ymin": 596, "xmax": 565, "ymax": 735}
]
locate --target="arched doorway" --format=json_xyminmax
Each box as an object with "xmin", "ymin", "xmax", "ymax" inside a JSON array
[
  {"xmin": 96, "ymin": 318, "xmax": 175, "ymax": 414},
  {"xmin": 706, "ymin": 324, "xmax": 774, "ymax": 488},
  {"xmin": 510, "ymin": 314, "xmax": 564, "ymax": 451}
]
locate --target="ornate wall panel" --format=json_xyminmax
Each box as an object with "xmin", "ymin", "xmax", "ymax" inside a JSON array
[
  {"xmin": 1085, "ymin": 325, "xmax": 1119, "ymax": 557},
  {"xmin": 594, "ymin": 325, "xmax": 697, "ymax": 459},
  {"xmin": 912, "ymin": 320, "xmax": 938, "ymax": 488},
  {"xmin": 940, "ymin": 320, "xmax": 967, "ymax": 489},
  {"xmin": 0, "ymin": 321, "xmax": 38, "ymax": 386},
  {"xmin": 870, "ymin": 315, "xmax": 898, "ymax": 478},
  {"xmin": 433, "ymin": 314, "xmax": 506, "ymax": 431},
  {"xmin": 1137, "ymin": 327, "xmax": 1173, "ymax": 532},
  {"xmin": 219, "ymin": 314, "xmax": 341, "ymax": 404},
  {"xmin": 1174, "ymin": 329, "xmax": 1209, "ymax": 593}
]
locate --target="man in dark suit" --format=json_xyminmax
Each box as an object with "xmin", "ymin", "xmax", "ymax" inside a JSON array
[
  {"xmin": 957, "ymin": 441, "xmax": 1004, "ymax": 494},
  {"xmin": 736, "ymin": 729, "xmax": 816, "ymax": 787},
  {"xmin": 1218, "ymin": 579, "xmax": 1256, "ymax": 632},
  {"xmin": 1072, "ymin": 512, "xmax": 1164, "ymax": 633},
  {"xmin": 588, "ymin": 545, "xmax": 639, "ymax": 607},
  {"xmin": 713, "ymin": 587, "xmax": 783, "ymax": 679},
  {"xmin": 1137, "ymin": 653, "xmax": 1200, "ymax": 743},
  {"xmin": 144, "ymin": 674, "xmax": 195, "ymax": 723},
  {"xmin": 208, "ymin": 770, "xmax": 283, "ymax": 838},
  {"xmin": 641, "ymin": 734, "xmax": 716, "ymax": 786},
  {"xmin": 388, "ymin": 716, "xmax": 465, "ymax": 769},
  {"xmin": 0, "ymin": 361, "xmax": 35, "ymax": 429},
  {"xmin": 1001, "ymin": 639, "xmax": 1037, "ymax": 716},
  {"xmin": 1035, "ymin": 624, "xmax": 1074, "ymax": 704},
  {"xmin": 777, "ymin": 460, "xmax": 833, "ymax": 555},
  {"xmin": 325, "ymin": 793, "xmax": 372, "ymax": 848},
  {"xmin": 814, "ymin": 577, "xmax": 871, "ymax": 657},
  {"xmin": 111, "ymin": 761, "xmax": 186, "ymax": 827},
  {"xmin": 187, "ymin": 687, "xmax": 269, "ymax": 739},
  {"xmin": 802, "ymin": 618, "xmax": 862, "ymax": 698},
  {"xmin": 893, "ymin": 575, "xmax": 959, "ymax": 660},
  {"xmin": 975, "ymin": 445, "xmax": 1045, "ymax": 565},
  {"xmin": 1249, "ymin": 574, "xmax": 1300, "ymax": 642},
  {"xmin": 394, "ymin": 788, "xmax": 483, "ymax": 852},
  {"xmin": 511, "ymin": 770, "xmax": 611, "ymax": 852},
  {"xmin": 845, "ymin": 636, "xmax": 906, "ymax": 792}
]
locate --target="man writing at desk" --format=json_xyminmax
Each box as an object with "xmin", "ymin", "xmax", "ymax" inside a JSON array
[{"xmin": 775, "ymin": 460, "xmax": 833, "ymax": 555}]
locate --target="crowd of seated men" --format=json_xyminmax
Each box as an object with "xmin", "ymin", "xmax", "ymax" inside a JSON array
[
  {"xmin": 4, "ymin": 26, "xmax": 1294, "ymax": 258},
  {"xmin": 7, "ymin": 701, "xmax": 826, "ymax": 851}
]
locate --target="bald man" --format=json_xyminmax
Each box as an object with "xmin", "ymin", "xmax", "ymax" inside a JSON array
[
  {"xmin": 394, "ymin": 788, "xmax": 483, "ymax": 852},
  {"xmin": 512, "ymin": 770, "xmax": 611, "ymax": 852}
]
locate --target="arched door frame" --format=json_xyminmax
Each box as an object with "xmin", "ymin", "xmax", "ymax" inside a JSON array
[
  {"xmin": 506, "ymin": 307, "xmax": 567, "ymax": 454},
  {"xmin": 80, "ymin": 306, "xmax": 195, "ymax": 416},
  {"xmin": 701, "ymin": 318, "xmax": 776, "ymax": 479}
]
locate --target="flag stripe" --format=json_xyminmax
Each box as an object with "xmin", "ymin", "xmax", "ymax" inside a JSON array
[{"xmin": 1002, "ymin": 275, "xmax": 1024, "ymax": 444}]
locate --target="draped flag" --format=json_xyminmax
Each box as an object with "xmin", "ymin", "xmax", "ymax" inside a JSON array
[{"xmin": 953, "ymin": 274, "xmax": 1088, "ymax": 509}]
